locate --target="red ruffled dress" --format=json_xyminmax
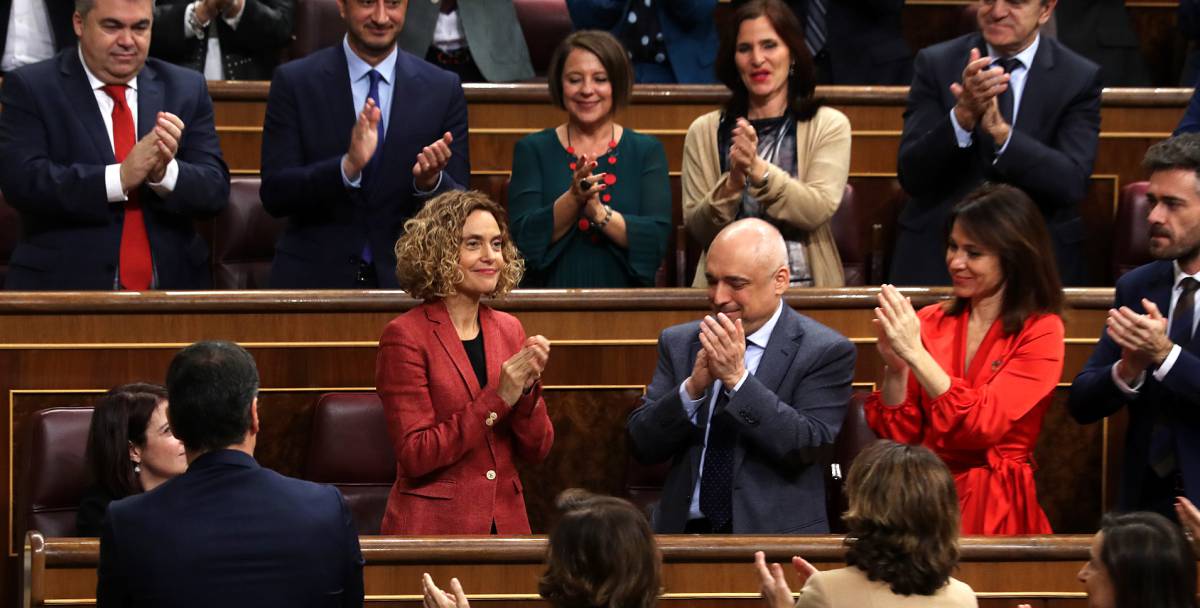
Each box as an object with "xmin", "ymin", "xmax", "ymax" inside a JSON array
[{"xmin": 864, "ymin": 303, "xmax": 1064, "ymax": 535}]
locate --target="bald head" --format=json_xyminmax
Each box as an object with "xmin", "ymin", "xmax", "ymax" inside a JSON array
[{"xmin": 704, "ymin": 219, "xmax": 790, "ymax": 336}]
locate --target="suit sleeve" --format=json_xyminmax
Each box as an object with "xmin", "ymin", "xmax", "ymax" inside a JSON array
[
  {"xmin": 627, "ymin": 330, "xmax": 701, "ymax": 465},
  {"xmin": 1068, "ymin": 281, "xmax": 1131, "ymax": 423},
  {"xmin": 259, "ymin": 66, "xmax": 355, "ymax": 217},
  {"xmin": 992, "ymin": 66, "xmax": 1101, "ymax": 210},
  {"xmin": 1177, "ymin": 87, "xmax": 1200, "ymax": 135},
  {"xmin": 421, "ymin": 73, "xmax": 469, "ymax": 196},
  {"xmin": 375, "ymin": 321, "xmax": 512, "ymax": 478},
  {"xmin": 755, "ymin": 110, "xmax": 850, "ymax": 232},
  {"xmin": 895, "ymin": 48, "xmax": 977, "ymax": 202},
  {"xmin": 0, "ymin": 69, "xmax": 112, "ymax": 223},
  {"xmin": 725, "ymin": 333, "xmax": 855, "ymax": 472},
  {"xmin": 334, "ymin": 488, "xmax": 365, "ymax": 608},
  {"xmin": 159, "ymin": 76, "xmax": 230, "ymax": 218},
  {"xmin": 96, "ymin": 508, "xmax": 132, "ymax": 608}
]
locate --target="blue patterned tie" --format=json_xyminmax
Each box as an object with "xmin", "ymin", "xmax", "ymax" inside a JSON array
[
  {"xmin": 995, "ymin": 57, "xmax": 1023, "ymax": 125},
  {"xmin": 699, "ymin": 388, "xmax": 735, "ymax": 531},
  {"xmin": 804, "ymin": 0, "xmax": 827, "ymax": 57},
  {"xmin": 360, "ymin": 69, "xmax": 385, "ymax": 265}
]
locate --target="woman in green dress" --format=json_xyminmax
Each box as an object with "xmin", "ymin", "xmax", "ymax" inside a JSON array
[{"xmin": 508, "ymin": 31, "xmax": 672, "ymax": 287}]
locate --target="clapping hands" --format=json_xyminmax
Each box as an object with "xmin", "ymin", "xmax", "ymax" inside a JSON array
[{"xmin": 498, "ymin": 335, "xmax": 550, "ymax": 406}]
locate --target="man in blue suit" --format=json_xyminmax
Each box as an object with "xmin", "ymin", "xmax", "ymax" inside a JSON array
[
  {"xmin": 627, "ymin": 218, "xmax": 855, "ymax": 534},
  {"xmin": 892, "ymin": 0, "xmax": 1100, "ymax": 287},
  {"xmin": 1070, "ymin": 134, "xmax": 1200, "ymax": 518},
  {"xmin": 260, "ymin": 0, "xmax": 468, "ymax": 288},
  {"xmin": 0, "ymin": 0, "xmax": 229, "ymax": 290},
  {"xmin": 97, "ymin": 341, "xmax": 364, "ymax": 607}
]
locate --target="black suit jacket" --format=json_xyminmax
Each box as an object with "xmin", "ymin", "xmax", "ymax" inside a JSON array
[
  {"xmin": 97, "ymin": 450, "xmax": 364, "ymax": 608},
  {"xmin": 892, "ymin": 33, "xmax": 1101, "ymax": 286},
  {"xmin": 783, "ymin": 0, "xmax": 911, "ymax": 85},
  {"xmin": 1068, "ymin": 261, "xmax": 1200, "ymax": 512},
  {"xmin": 0, "ymin": 50, "xmax": 230, "ymax": 290},
  {"xmin": 259, "ymin": 45, "xmax": 469, "ymax": 288},
  {"xmin": 627, "ymin": 305, "xmax": 855, "ymax": 533},
  {"xmin": 150, "ymin": 0, "xmax": 294, "ymax": 81},
  {"xmin": 0, "ymin": 0, "xmax": 75, "ymax": 67}
]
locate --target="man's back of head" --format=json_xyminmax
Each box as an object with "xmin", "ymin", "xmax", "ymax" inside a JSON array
[{"xmin": 166, "ymin": 340, "xmax": 259, "ymax": 455}]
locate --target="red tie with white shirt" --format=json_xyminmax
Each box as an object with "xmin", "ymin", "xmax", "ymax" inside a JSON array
[{"xmin": 101, "ymin": 84, "xmax": 153, "ymax": 291}]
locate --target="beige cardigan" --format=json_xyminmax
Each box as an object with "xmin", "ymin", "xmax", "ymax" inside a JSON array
[
  {"xmin": 795, "ymin": 567, "xmax": 978, "ymax": 608},
  {"xmin": 682, "ymin": 107, "xmax": 851, "ymax": 287}
]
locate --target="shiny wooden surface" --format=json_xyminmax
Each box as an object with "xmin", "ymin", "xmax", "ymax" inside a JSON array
[{"xmin": 25, "ymin": 532, "xmax": 1097, "ymax": 607}]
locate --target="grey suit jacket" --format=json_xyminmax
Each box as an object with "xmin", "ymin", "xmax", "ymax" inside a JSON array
[
  {"xmin": 627, "ymin": 305, "xmax": 855, "ymax": 533},
  {"xmin": 398, "ymin": 0, "xmax": 534, "ymax": 83}
]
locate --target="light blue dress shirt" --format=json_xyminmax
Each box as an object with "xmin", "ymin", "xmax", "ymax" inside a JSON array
[
  {"xmin": 340, "ymin": 36, "xmax": 396, "ymax": 188},
  {"xmin": 677, "ymin": 300, "xmax": 785, "ymax": 520}
]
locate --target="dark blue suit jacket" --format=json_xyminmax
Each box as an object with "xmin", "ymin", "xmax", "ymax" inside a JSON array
[
  {"xmin": 0, "ymin": 50, "xmax": 230, "ymax": 290},
  {"xmin": 1069, "ymin": 260, "xmax": 1200, "ymax": 511},
  {"xmin": 627, "ymin": 305, "xmax": 855, "ymax": 533},
  {"xmin": 566, "ymin": 0, "xmax": 718, "ymax": 84},
  {"xmin": 781, "ymin": 0, "xmax": 912, "ymax": 85},
  {"xmin": 97, "ymin": 450, "xmax": 364, "ymax": 608},
  {"xmin": 259, "ymin": 45, "xmax": 469, "ymax": 288},
  {"xmin": 892, "ymin": 33, "xmax": 1101, "ymax": 287}
]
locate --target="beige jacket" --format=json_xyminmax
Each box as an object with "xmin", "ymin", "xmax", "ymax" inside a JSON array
[
  {"xmin": 682, "ymin": 107, "xmax": 851, "ymax": 287},
  {"xmin": 795, "ymin": 567, "xmax": 978, "ymax": 608}
]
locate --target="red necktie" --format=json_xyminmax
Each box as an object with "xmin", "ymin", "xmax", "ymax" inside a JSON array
[{"xmin": 101, "ymin": 84, "xmax": 152, "ymax": 290}]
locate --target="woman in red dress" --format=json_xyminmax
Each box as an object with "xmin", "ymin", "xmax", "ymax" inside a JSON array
[
  {"xmin": 375, "ymin": 190, "xmax": 554, "ymax": 535},
  {"xmin": 865, "ymin": 183, "xmax": 1064, "ymax": 534}
]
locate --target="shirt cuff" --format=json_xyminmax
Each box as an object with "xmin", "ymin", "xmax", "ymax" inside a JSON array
[
  {"xmin": 147, "ymin": 159, "xmax": 179, "ymax": 196},
  {"xmin": 1111, "ymin": 361, "xmax": 1146, "ymax": 395},
  {"xmin": 413, "ymin": 171, "xmax": 443, "ymax": 195},
  {"xmin": 341, "ymin": 155, "xmax": 363, "ymax": 189},
  {"xmin": 1153, "ymin": 344, "xmax": 1183, "ymax": 382},
  {"xmin": 993, "ymin": 129, "xmax": 1013, "ymax": 159},
  {"xmin": 678, "ymin": 382, "xmax": 706, "ymax": 422},
  {"xmin": 223, "ymin": 0, "xmax": 245, "ymax": 27},
  {"xmin": 949, "ymin": 108, "xmax": 974, "ymax": 148},
  {"xmin": 728, "ymin": 369, "xmax": 750, "ymax": 393},
  {"xmin": 184, "ymin": 2, "xmax": 207, "ymax": 38},
  {"xmin": 105, "ymin": 164, "xmax": 127, "ymax": 203}
]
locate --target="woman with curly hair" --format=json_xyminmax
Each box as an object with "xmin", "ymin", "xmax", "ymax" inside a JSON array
[
  {"xmin": 755, "ymin": 440, "xmax": 976, "ymax": 608},
  {"xmin": 375, "ymin": 190, "xmax": 554, "ymax": 535},
  {"xmin": 422, "ymin": 489, "xmax": 660, "ymax": 608}
]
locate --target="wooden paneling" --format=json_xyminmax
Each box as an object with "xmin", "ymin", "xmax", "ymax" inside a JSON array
[{"xmin": 25, "ymin": 533, "xmax": 1100, "ymax": 608}]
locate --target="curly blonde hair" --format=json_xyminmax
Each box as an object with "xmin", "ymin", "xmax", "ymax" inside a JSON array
[{"xmin": 393, "ymin": 190, "xmax": 524, "ymax": 301}]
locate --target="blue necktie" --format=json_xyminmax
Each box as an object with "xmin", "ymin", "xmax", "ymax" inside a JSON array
[
  {"xmin": 361, "ymin": 69, "xmax": 385, "ymax": 265},
  {"xmin": 804, "ymin": 0, "xmax": 827, "ymax": 57},
  {"xmin": 995, "ymin": 57, "xmax": 1023, "ymax": 125},
  {"xmin": 699, "ymin": 388, "xmax": 735, "ymax": 531}
]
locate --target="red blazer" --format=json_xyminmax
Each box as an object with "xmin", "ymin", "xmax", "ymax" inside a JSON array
[
  {"xmin": 864, "ymin": 303, "xmax": 1064, "ymax": 535},
  {"xmin": 375, "ymin": 300, "xmax": 554, "ymax": 534}
]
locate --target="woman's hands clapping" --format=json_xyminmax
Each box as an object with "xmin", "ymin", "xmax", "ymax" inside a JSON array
[
  {"xmin": 873, "ymin": 284, "xmax": 923, "ymax": 368},
  {"xmin": 497, "ymin": 335, "xmax": 551, "ymax": 406},
  {"xmin": 568, "ymin": 153, "xmax": 606, "ymax": 207}
]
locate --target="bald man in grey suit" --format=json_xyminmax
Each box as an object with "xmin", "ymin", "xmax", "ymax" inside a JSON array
[{"xmin": 627, "ymin": 219, "xmax": 855, "ymax": 534}]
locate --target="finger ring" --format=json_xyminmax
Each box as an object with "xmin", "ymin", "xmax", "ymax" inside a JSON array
[{"xmin": 579, "ymin": 179, "xmax": 590, "ymax": 192}]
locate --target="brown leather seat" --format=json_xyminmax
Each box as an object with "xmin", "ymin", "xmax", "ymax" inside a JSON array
[
  {"xmin": 303, "ymin": 393, "xmax": 396, "ymax": 535},
  {"xmin": 1112, "ymin": 181, "xmax": 1153, "ymax": 282},
  {"xmin": 17, "ymin": 407, "xmax": 93, "ymax": 538},
  {"xmin": 469, "ymin": 174, "xmax": 511, "ymax": 209},
  {"xmin": 285, "ymin": 0, "xmax": 345, "ymax": 61},
  {"xmin": 0, "ymin": 189, "xmax": 21, "ymax": 288},
  {"xmin": 825, "ymin": 391, "xmax": 877, "ymax": 532},
  {"xmin": 212, "ymin": 177, "xmax": 284, "ymax": 289},
  {"xmin": 831, "ymin": 184, "xmax": 867, "ymax": 286},
  {"xmin": 513, "ymin": 0, "xmax": 573, "ymax": 77}
]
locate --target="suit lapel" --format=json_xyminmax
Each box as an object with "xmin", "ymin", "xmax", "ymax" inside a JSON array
[
  {"xmin": 752, "ymin": 306, "xmax": 804, "ymax": 395},
  {"xmin": 479, "ymin": 306, "xmax": 504, "ymax": 390},
  {"xmin": 1015, "ymin": 37, "xmax": 1056, "ymax": 135},
  {"xmin": 62, "ymin": 51, "xmax": 117, "ymax": 164},
  {"xmin": 426, "ymin": 301, "xmax": 482, "ymax": 399},
  {"xmin": 1144, "ymin": 260, "xmax": 1175, "ymax": 316},
  {"xmin": 136, "ymin": 62, "xmax": 163, "ymax": 140},
  {"xmin": 324, "ymin": 48, "xmax": 357, "ymax": 163},
  {"xmin": 371, "ymin": 51, "xmax": 422, "ymax": 205}
]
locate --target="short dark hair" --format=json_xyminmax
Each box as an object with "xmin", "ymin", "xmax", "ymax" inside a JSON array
[
  {"xmin": 843, "ymin": 440, "xmax": 960, "ymax": 596},
  {"xmin": 1143, "ymin": 133, "xmax": 1200, "ymax": 189},
  {"xmin": 943, "ymin": 183, "xmax": 1064, "ymax": 334},
  {"xmin": 1100, "ymin": 511, "xmax": 1198, "ymax": 608},
  {"xmin": 165, "ymin": 341, "xmax": 259, "ymax": 453},
  {"xmin": 85, "ymin": 383, "xmax": 167, "ymax": 498},
  {"xmin": 715, "ymin": 0, "xmax": 822, "ymax": 122},
  {"xmin": 547, "ymin": 30, "xmax": 633, "ymax": 114},
  {"xmin": 538, "ymin": 489, "xmax": 660, "ymax": 608}
]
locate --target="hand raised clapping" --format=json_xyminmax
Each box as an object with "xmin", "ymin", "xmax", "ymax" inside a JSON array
[
  {"xmin": 753, "ymin": 550, "xmax": 817, "ymax": 608},
  {"xmin": 873, "ymin": 284, "xmax": 924, "ymax": 367},
  {"xmin": 422, "ymin": 573, "xmax": 470, "ymax": 608},
  {"xmin": 497, "ymin": 335, "xmax": 550, "ymax": 406},
  {"xmin": 950, "ymin": 48, "xmax": 1009, "ymax": 130},
  {"xmin": 414, "ymin": 132, "xmax": 455, "ymax": 191},
  {"xmin": 728, "ymin": 118, "xmax": 762, "ymax": 189}
]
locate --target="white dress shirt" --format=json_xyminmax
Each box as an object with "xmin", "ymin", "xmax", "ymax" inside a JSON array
[
  {"xmin": 1112, "ymin": 260, "xmax": 1200, "ymax": 394},
  {"xmin": 1, "ymin": 0, "xmax": 56, "ymax": 71}
]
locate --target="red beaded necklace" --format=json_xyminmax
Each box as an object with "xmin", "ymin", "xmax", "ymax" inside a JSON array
[{"xmin": 566, "ymin": 123, "xmax": 619, "ymax": 238}]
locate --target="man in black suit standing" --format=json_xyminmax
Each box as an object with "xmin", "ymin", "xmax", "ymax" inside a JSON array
[
  {"xmin": 97, "ymin": 341, "xmax": 364, "ymax": 608},
  {"xmin": 892, "ymin": 0, "xmax": 1101, "ymax": 286}
]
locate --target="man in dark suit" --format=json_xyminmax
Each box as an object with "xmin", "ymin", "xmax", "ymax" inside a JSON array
[
  {"xmin": 0, "ymin": 0, "xmax": 75, "ymax": 73},
  {"xmin": 149, "ymin": 0, "xmax": 294, "ymax": 81},
  {"xmin": 773, "ymin": 0, "xmax": 912, "ymax": 85},
  {"xmin": 892, "ymin": 0, "xmax": 1100, "ymax": 286},
  {"xmin": 0, "ymin": 0, "xmax": 230, "ymax": 290},
  {"xmin": 97, "ymin": 340, "xmax": 364, "ymax": 607},
  {"xmin": 1070, "ymin": 134, "xmax": 1200, "ymax": 518},
  {"xmin": 627, "ymin": 218, "xmax": 855, "ymax": 534},
  {"xmin": 1054, "ymin": 0, "xmax": 1149, "ymax": 87},
  {"xmin": 259, "ymin": 0, "xmax": 468, "ymax": 288}
]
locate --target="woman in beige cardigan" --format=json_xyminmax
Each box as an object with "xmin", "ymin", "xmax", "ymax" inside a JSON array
[{"xmin": 683, "ymin": 0, "xmax": 850, "ymax": 287}]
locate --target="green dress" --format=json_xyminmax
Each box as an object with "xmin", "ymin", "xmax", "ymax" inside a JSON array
[{"xmin": 509, "ymin": 128, "xmax": 671, "ymax": 287}]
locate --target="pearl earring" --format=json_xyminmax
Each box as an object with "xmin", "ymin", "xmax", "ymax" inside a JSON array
[{"xmin": 133, "ymin": 463, "xmax": 141, "ymax": 474}]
